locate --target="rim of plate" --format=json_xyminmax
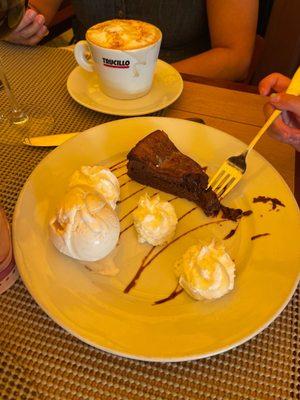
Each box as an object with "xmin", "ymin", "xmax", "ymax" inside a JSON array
[{"xmin": 13, "ymin": 116, "xmax": 300, "ymax": 362}]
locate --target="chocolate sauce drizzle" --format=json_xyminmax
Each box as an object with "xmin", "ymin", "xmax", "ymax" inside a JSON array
[
  {"xmin": 253, "ymin": 196, "xmax": 285, "ymax": 210},
  {"xmin": 110, "ymin": 159, "xmax": 127, "ymax": 172},
  {"xmin": 118, "ymin": 187, "xmax": 146, "ymax": 204},
  {"xmin": 177, "ymin": 207, "xmax": 197, "ymax": 221},
  {"xmin": 150, "ymin": 192, "xmax": 160, "ymax": 198},
  {"xmin": 224, "ymin": 224, "xmax": 239, "ymax": 240},
  {"xmin": 120, "ymin": 207, "xmax": 138, "ymax": 223},
  {"xmin": 251, "ymin": 233, "xmax": 270, "ymax": 241},
  {"xmin": 153, "ymin": 285, "xmax": 184, "ymax": 305},
  {"xmin": 120, "ymin": 223, "xmax": 134, "ymax": 236},
  {"xmin": 120, "ymin": 179, "xmax": 132, "ymax": 188},
  {"xmin": 154, "ymin": 210, "xmax": 253, "ymax": 303},
  {"xmin": 123, "ymin": 207, "xmax": 199, "ymax": 293},
  {"xmin": 124, "ymin": 247, "xmax": 156, "ymax": 293},
  {"xmin": 122, "ymin": 207, "xmax": 196, "ymax": 291},
  {"xmin": 116, "ymin": 171, "xmax": 128, "ymax": 179},
  {"xmin": 223, "ymin": 210, "xmax": 252, "ymax": 240},
  {"xmin": 124, "ymin": 218, "xmax": 227, "ymax": 294}
]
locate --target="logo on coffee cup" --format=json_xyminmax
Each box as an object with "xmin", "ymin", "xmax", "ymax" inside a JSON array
[{"xmin": 102, "ymin": 58, "xmax": 130, "ymax": 68}]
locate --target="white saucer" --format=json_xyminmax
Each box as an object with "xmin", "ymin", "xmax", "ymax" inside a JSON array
[{"xmin": 67, "ymin": 60, "xmax": 183, "ymax": 116}]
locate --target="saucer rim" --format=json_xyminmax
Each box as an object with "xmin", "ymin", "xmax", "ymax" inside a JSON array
[{"xmin": 66, "ymin": 59, "xmax": 184, "ymax": 116}]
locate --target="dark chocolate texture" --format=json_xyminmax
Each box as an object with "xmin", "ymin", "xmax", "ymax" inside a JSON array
[{"xmin": 127, "ymin": 130, "xmax": 220, "ymax": 216}]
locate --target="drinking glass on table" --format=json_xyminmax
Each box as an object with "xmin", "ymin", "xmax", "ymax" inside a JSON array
[{"xmin": 0, "ymin": 0, "xmax": 54, "ymax": 141}]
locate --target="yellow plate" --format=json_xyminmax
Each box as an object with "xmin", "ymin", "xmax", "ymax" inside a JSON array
[{"xmin": 13, "ymin": 117, "xmax": 300, "ymax": 362}]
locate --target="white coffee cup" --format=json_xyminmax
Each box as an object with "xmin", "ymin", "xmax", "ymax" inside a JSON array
[{"xmin": 74, "ymin": 19, "xmax": 162, "ymax": 100}]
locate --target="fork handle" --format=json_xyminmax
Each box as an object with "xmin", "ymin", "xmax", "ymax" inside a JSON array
[
  {"xmin": 247, "ymin": 66, "xmax": 300, "ymax": 153},
  {"xmin": 247, "ymin": 109, "xmax": 281, "ymax": 152},
  {"xmin": 285, "ymin": 66, "xmax": 300, "ymax": 96}
]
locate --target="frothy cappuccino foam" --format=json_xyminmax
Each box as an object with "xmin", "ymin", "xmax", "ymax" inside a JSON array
[{"xmin": 86, "ymin": 19, "xmax": 161, "ymax": 50}]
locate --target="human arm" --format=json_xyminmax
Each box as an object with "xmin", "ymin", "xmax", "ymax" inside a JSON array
[
  {"xmin": 172, "ymin": 0, "xmax": 258, "ymax": 81},
  {"xmin": 4, "ymin": 0, "xmax": 62, "ymax": 45},
  {"xmin": 29, "ymin": 0, "xmax": 63, "ymax": 26},
  {"xmin": 259, "ymin": 73, "xmax": 300, "ymax": 152}
]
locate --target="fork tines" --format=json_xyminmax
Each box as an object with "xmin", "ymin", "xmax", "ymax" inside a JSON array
[{"xmin": 208, "ymin": 162, "xmax": 243, "ymax": 198}]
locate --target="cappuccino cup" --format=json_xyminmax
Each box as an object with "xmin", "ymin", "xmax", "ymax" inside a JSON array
[{"xmin": 74, "ymin": 19, "xmax": 162, "ymax": 100}]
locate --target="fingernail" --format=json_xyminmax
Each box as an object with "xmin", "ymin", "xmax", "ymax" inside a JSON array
[
  {"xmin": 36, "ymin": 14, "xmax": 45, "ymax": 24},
  {"xmin": 270, "ymin": 94, "xmax": 280, "ymax": 102},
  {"xmin": 27, "ymin": 9, "xmax": 37, "ymax": 19}
]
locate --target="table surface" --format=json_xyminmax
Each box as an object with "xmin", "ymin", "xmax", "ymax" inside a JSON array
[{"xmin": 0, "ymin": 42, "xmax": 299, "ymax": 400}]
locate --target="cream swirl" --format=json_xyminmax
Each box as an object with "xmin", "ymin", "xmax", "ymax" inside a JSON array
[
  {"xmin": 133, "ymin": 194, "xmax": 178, "ymax": 246},
  {"xmin": 87, "ymin": 19, "xmax": 161, "ymax": 50},
  {"xmin": 176, "ymin": 240, "xmax": 235, "ymax": 300},
  {"xmin": 69, "ymin": 165, "xmax": 120, "ymax": 209}
]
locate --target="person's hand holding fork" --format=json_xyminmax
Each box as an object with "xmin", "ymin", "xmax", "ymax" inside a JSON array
[{"xmin": 259, "ymin": 72, "xmax": 300, "ymax": 152}]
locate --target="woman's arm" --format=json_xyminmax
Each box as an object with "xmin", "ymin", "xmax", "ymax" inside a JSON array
[
  {"xmin": 29, "ymin": 0, "xmax": 63, "ymax": 26},
  {"xmin": 172, "ymin": 0, "xmax": 258, "ymax": 81}
]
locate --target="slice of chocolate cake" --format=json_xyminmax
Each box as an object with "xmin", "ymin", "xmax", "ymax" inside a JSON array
[{"xmin": 127, "ymin": 130, "xmax": 221, "ymax": 217}]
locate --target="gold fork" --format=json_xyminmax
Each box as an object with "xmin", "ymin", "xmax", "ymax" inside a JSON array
[{"xmin": 208, "ymin": 67, "xmax": 300, "ymax": 199}]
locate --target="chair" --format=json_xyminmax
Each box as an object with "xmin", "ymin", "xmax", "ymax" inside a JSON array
[
  {"xmin": 243, "ymin": 35, "xmax": 265, "ymax": 84},
  {"xmin": 251, "ymin": 0, "xmax": 300, "ymax": 84}
]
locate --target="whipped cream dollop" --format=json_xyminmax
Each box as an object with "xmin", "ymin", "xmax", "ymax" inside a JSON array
[
  {"xmin": 133, "ymin": 193, "xmax": 178, "ymax": 246},
  {"xmin": 176, "ymin": 240, "xmax": 235, "ymax": 300},
  {"xmin": 69, "ymin": 165, "xmax": 120, "ymax": 209},
  {"xmin": 49, "ymin": 186, "xmax": 120, "ymax": 262}
]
